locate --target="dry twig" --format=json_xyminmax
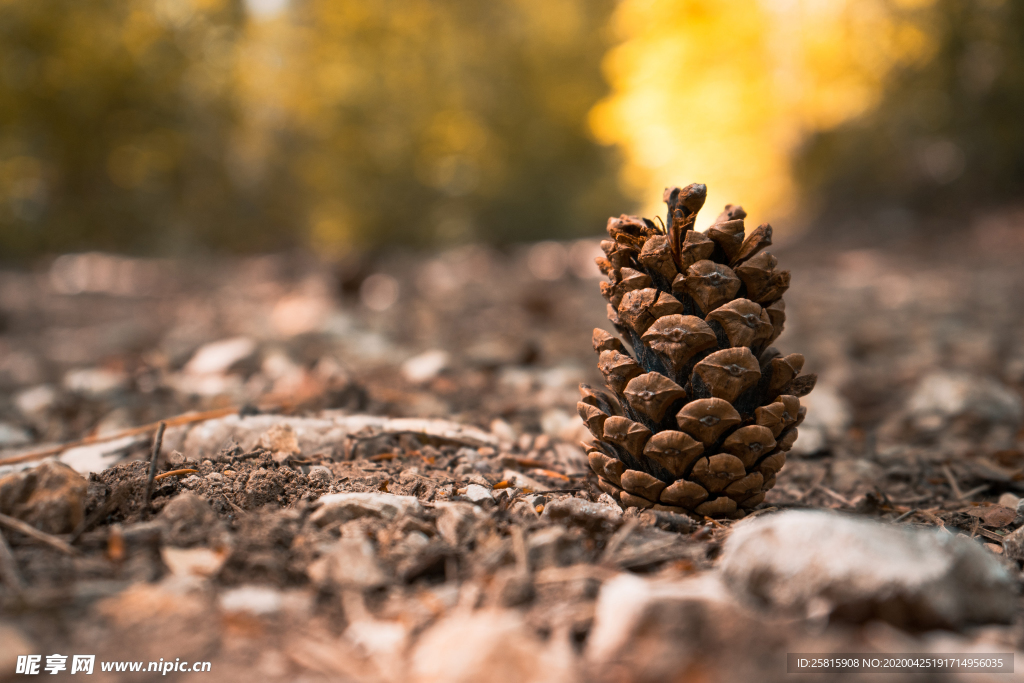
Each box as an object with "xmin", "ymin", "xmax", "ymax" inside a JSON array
[
  {"xmin": 0, "ymin": 513, "xmax": 77, "ymax": 555},
  {"xmin": 142, "ymin": 421, "xmax": 166, "ymax": 510}
]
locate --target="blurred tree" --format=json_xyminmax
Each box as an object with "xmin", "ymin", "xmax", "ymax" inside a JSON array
[
  {"xmin": 0, "ymin": 0, "xmax": 627, "ymax": 259},
  {"xmin": 794, "ymin": 0, "xmax": 1024, "ymax": 233},
  {"xmin": 0, "ymin": 0, "xmax": 302, "ymax": 258},
  {"xmin": 268, "ymin": 0, "xmax": 628, "ymax": 250},
  {"xmin": 590, "ymin": 0, "xmax": 937, "ymax": 228}
]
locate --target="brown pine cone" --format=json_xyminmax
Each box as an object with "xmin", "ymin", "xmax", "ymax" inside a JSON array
[{"xmin": 581, "ymin": 183, "xmax": 815, "ymax": 519}]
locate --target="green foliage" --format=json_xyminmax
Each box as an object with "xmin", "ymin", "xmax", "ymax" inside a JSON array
[
  {"xmin": 280, "ymin": 0, "xmax": 628, "ymax": 250},
  {"xmin": 0, "ymin": 0, "xmax": 627, "ymax": 259},
  {"xmin": 794, "ymin": 0, "xmax": 1024, "ymax": 229},
  {"xmin": 0, "ymin": 0, "xmax": 302, "ymax": 257}
]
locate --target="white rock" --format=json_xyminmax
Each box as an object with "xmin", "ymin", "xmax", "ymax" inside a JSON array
[
  {"xmin": 183, "ymin": 336, "xmax": 257, "ymax": 376},
  {"xmin": 64, "ymin": 367, "xmax": 127, "ymax": 396},
  {"xmin": 307, "ymin": 538, "xmax": 387, "ymax": 589},
  {"xmin": 161, "ymin": 547, "xmax": 228, "ymax": 579},
  {"xmin": 402, "ymin": 349, "xmax": 450, "ymax": 384},
  {"xmin": 411, "ymin": 610, "xmax": 574, "ymax": 683},
  {"xmin": 60, "ymin": 435, "xmax": 145, "ymax": 474},
  {"xmin": 310, "ymin": 491, "xmax": 423, "ymax": 527},
  {"xmin": 257, "ymin": 423, "xmax": 301, "ymax": 462},
  {"xmin": 719, "ymin": 510, "xmax": 1017, "ymax": 628},
  {"xmin": 15, "ymin": 384, "xmax": 56, "ymax": 415},
  {"xmin": 461, "ymin": 484, "xmax": 494, "ymax": 506},
  {"xmin": 219, "ymin": 585, "xmax": 283, "ymax": 615},
  {"xmin": 908, "ymin": 371, "xmax": 1023, "ymax": 431},
  {"xmin": 791, "ymin": 384, "xmax": 851, "ymax": 455}
]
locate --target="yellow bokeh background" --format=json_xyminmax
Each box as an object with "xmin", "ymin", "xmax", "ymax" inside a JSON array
[
  {"xmin": 590, "ymin": 0, "xmax": 936, "ymax": 227},
  {"xmin": 0, "ymin": 0, "xmax": 1018, "ymax": 255}
]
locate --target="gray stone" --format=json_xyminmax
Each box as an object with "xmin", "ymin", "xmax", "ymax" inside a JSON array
[
  {"xmin": 460, "ymin": 484, "xmax": 494, "ymax": 506},
  {"xmin": 310, "ymin": 491, "xmax": 423, "ymax": 527},
  {"xmin": 540, "ymin": 497, "xmax": 622, "ymax": 533},
  {"xmin": 907, "ymin": 371, "xmax": 1022, "ymax": 432},
  {"xmin": 719, "ymin": 510, "xmax": 1017, "ymax": 629}
]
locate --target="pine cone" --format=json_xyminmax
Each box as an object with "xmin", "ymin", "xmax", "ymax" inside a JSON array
[{"xmin": 580, "ymin": 183, "xmax": 816, "ymax": 519}]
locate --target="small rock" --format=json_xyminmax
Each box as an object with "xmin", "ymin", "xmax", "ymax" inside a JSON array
[
  {"xmin": 719, "ymin": 510, "xmax": 1017, "ymax": 629},
  {"xmin": 161, "ymin": 546, "xmax": 228, "ymax": 579},
  {"xmin": 830, "ymin": 458, "xmax": 883, "ymax": 494},
  {"xmin": 219, "ymin": 585, "xmax": 284, "ymax": 615},
  {"xmin": 257, "ymin": 423, "xmax": 301, "ymax": 463},
  {"xmin": 64, "ymin": 367, "xmax": 128, "ymax": 396},
  {"xmin": 587, "ymin": 573, "xmax": 763, "ymax": 680},
  {"xmin": 411, "ymin": 610, "xmax": 573, "ymax": 683},
  {"xmin": 219, "ymin": 585, "xmax": 311, "ymax": 618},
  {"xmin": 0, "ymin": 460, "xmax": 87, "ymax": 534},
  {"xmin": 434, "ymin": 502, "xmax": 485, "ymax": 546},
  {"xmin": 183, "ymin": 336, "xmax": 257, "ymax": 376},
  {"xmin": 159, "ymin": 493, "xmax": 223, "ymax": 547},
  {"xmin": 307, "ymin": 538, "xmax": 388, "ymax": 589},
  {"xmin": 310, "ymin": 492, "xmax": 423, "ymax": 527},
  {"xmin": 997, "ymin": 492, "xmax": 1020, "ymax": 509},
  {"xmin": 460, "ymin": 484, "xmax": 494, "ymax": 506},
  {"xmin": 14, "ymin": 385, "xmax": 57, "ymax": 416},
  {"xmin": 1000, "ymin": 524, "xmax": 1024, "ymax": 561},
  {"xmin": 60, "ymin": 435, "xmax": 146, "ymax": 474},
  {"xmin": 541, "ymin": 497, "xmax": 623, "ymax": 533},
  {"xmin": 402, "ymin": 349, "xmax": 450, "ymax": 383},
  {"xmin": 907, "ymin": 371, "xmax": 1023, "ymax": 432},
  {"xmin": 308, "ymin": 466, "xmax": 332, "ymax": 485}
]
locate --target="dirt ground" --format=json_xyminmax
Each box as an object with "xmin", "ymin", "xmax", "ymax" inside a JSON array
[{"xmin": 2, "ymin": 226, "xmax": 1024, "ymax": 681}]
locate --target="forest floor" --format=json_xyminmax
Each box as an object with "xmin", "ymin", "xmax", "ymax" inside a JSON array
[{"xmin": 2, "ymin": 226, "xmax": 1024, "ymax": 682}]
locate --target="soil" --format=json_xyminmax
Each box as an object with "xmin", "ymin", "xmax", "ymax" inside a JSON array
[{"xmin": 2, "ymin": 231, "xmax": 1024, "ymax": 681}]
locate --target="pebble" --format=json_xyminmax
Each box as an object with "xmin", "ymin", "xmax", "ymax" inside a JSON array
[
  {"xmin": 411, "ymin": 611, "xmax": 573, "ymax": 683},
  {"xmin": 460, "ymin": 484, "xmax": 494, "ymax": 506},
  {"xmin": 183, "ymin": 336, "xmax": 257, "ymax": 376},
  {"xmin": 401, "ymin": 349, "xmax": 450, "ymax": 383},
  {"xmin": 434, "ymin": 502, "xmax": 485, "ymax": 546},
  {"xmin": 540, "ymin": 497, "xmax": 622, "ymax": 533},
  {"xmin": 310, "ymin": 491, "xmax": 423, "ymax": 526},
  {"xmin": 161, "ymin": 546, "xmax": 227, "ymax": 579},
  {"xmin": 307, "ymin": 538, "xmax": 387, "ymax": 589},
  {"xmin": 719, "ymin": 510, "xmax": 1017, "ymax": 629},
  {"xmin": 0, "ymin": 460, "xmax": 87, "ymax": 534},
  {"xmin": 907, "ymin": 371, "xmax": 1022, "ymax": 432}
]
